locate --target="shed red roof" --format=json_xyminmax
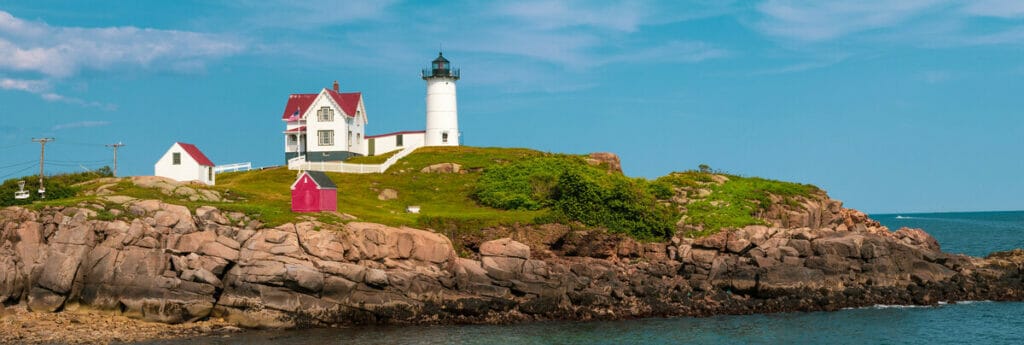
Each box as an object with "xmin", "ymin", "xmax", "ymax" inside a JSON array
[
  {"xmin": 280, "ymin": 89, "xmax": 361, "ymax": 120},
  {"xmin": 176, "ymin": 142, "xmax": 214, "ymax": 166}
]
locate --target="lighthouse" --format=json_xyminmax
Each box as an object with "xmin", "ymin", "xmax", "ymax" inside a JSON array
[{"xmin": 422, "ymin": 52, "xmax": 460, "ymax": 146}]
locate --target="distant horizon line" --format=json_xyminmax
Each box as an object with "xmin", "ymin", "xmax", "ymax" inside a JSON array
[{"xmin": 869, "ymin": 209, "xmax": 1024, "ymax": 216}]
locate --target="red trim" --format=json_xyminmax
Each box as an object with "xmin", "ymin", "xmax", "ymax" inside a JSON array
[
  {"xmin": 284, "ymin": 126, "xmax": 306, "ymax": 133},
  {"xmin": 175, "ymin": 142, "xmax": 215, "ymax": 166},
  {"xmin": 365, "ymin": 130, "xmax": 425, "ymax": 139}
]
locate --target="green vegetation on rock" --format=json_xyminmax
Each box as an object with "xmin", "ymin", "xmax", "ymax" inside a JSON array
[
  {"xmin": 2, "ymin": 147, "xmax": 825, "ymax": 240},
  {"xmin": 656, "ymin": 170, "xmax": 820, "ymax": 237},
  {"xmin": 474, "ymin": 155, "xmax": 676, "ymax": 240},
  {"xmin": 1, "ymin": 167, "xmax": 113, "ymax": 207}
]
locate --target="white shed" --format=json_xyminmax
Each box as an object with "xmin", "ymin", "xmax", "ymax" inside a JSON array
[{"xmin": 154, "ymin": 142, "xmax": 216, "ymax": 185}]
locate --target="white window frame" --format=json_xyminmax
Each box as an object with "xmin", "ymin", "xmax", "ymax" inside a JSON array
[
  {"xmin": 318, "ymin": 106, "xmax": 334, "ymax": 122},
  {"xmin": 318, "ymin": 130, "xmax": 334, "ymax": 146}
]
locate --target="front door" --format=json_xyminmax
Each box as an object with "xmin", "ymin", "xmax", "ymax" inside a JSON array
[{"xmin": 368, "ymin": 138, "xmax": 375, "ymax": 156}]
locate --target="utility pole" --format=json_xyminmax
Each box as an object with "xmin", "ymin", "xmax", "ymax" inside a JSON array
[
  {"xmin": 105, "ymin": 142, "xmax": 125, "ymax": 177},
  {"xmin": 31, "ymin": 137, "xmax": 54, "ymax": 198}
]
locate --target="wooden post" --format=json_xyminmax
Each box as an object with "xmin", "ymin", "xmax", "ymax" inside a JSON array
[
  {"xmin": 105, "ymin": 142, "xmax": 125, "ymax": 177},
  {"xmin": 31, "ymin": 137, "xmax": 54, "ymax": 198}
]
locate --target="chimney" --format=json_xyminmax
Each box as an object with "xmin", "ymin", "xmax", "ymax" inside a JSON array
[{"xmin": 332, "ymin": 80, "xmax": 339, "ymax": 92}]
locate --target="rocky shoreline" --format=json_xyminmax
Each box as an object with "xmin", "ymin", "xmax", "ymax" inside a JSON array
[{"xmin": 2, "ymin": 194, "xmax": 1024, "ymax": 343}]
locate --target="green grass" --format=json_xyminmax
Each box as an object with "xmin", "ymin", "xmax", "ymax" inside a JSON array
[
  {"xmin": 344, "ymin": 149, "xmax": 401, "ymax": 164},
  {"xmin": 658, "ymin": 171, "xmax": 820, "ymax": 236},
  {"xmin": 4, "ymin": 146, "xmax": 826, "ymax": 240},
  {"xmin": 216, "ymin": 147, "xmax": 549, "ymax": 229}
]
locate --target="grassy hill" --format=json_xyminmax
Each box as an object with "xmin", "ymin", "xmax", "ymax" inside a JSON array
[{"xmin": 7, "ymin": 146, "xmax": 821, "ymax": 240}]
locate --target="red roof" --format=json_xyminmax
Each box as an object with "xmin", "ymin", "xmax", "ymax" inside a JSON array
[
  {"xmin": 365, "ymin": 130, "xmax": 426, "ymax": 139},
  {"xmin": 280, "ymin": 89, "xmax": 362, "ymax": 120},
  {"xmin": 176, "ymin": 142, "xmax": 215, "ymax": 166},
  {"xmin": 284, "ymin": 126, "xmax": 306, "ymax": 133}
]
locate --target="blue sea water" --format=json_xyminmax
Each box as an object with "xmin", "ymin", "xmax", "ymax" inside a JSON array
[{"xmin": 161, "ymin": 211, "xmax": 1024, "ymax": 345}]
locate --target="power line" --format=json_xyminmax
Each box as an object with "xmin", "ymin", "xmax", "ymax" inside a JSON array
[
  {"xmin": 0, "ymin": 165, "xmax": 37, "ymax": 180},
  {"xmin": 0, "ymin": 160, "xmax": 38, "ymax": 170}
]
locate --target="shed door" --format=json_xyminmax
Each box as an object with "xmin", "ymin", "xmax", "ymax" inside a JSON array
[{"xmin": 368, "ymin": 138, "xmax": 375, "ymax": 156}]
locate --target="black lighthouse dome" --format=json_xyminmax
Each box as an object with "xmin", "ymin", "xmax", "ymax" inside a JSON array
[{"xmin": 422, "ymin": 52, "xmax": 460, "ymax": 80}]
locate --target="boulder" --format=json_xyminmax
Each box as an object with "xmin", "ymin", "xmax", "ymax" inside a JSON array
[
  {"xmin": 480, "ymin": 238, "xmax": 530, "ymax": 259},
  {"xmin": 377, "ymin": 189, "xmax": 399, "ymax": 201},
  {"xmin": 295, "ymin": 224, "xmax": 347, "ymax": 262},
  {"xmin": 420, "ymin": 163, "xmax": 462, "ymax": 174},
  {"xmin": 481, "ymin": 256, "xmax": 526, "ymax": 281},
  {"xmin": 199, "ymin": 241, "xmax": 240, "ymax": 261},
  {"xmin": 584, "ymin": 152, "xmax": 622, "ymax": 173},
  {"xmin": 365, "ymin": 268, "xmax": 389, "ymax": 288},
  {"xmin": 284, "ymin": 264, "xmax": 324, "ymax": 292},
  {"xmin": 175, "ymin": 231, "xmax": 217, "ymax": 253}
]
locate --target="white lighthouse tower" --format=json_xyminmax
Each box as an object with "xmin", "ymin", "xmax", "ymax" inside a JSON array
[{"xmin": 422, "ymin": 52, "xmax": 460, "ymax": 146}]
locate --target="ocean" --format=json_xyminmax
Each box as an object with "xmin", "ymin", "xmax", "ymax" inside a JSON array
[{"xmin": 162, "ymin": 211, "xmax": 1024, "ymax": 345}]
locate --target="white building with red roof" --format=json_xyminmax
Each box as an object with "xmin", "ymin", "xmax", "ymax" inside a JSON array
[
  {"xmin": 154, "ymin": 142, "xmax": 216, "ymax": 185},
  {"xmin": 282, "ymin": 53, "xmax": 460, "ymax": 169}
]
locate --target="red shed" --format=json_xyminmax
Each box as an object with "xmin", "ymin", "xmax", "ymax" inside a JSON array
[{"xmin": 291, "ymin": 171, "xmax": 337, "ymax": 212}]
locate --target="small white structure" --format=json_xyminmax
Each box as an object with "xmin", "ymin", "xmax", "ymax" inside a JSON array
[
  {"xmin": 282, "ymin": 52, "xmax": 461, "ymax": 170},
  {"xmin": 154, "ymin": 142, "xmax": 216, "ymax": 185}
]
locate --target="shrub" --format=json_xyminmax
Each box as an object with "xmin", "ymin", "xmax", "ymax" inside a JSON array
[
  {"xmin": 473, "ymin": 156, "xmax": 585, "ymax": 210},
  {"xmin": 552, "ymin": 169, "xmax": 676, "ymax": 240},
  {"xmin": 0, "ymin": 167, "xmax": 113, "ymax": 206}
]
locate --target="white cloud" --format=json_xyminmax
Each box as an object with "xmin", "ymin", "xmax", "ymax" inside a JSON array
[
  {"xmin": 0, "ymin": 10, "xmax": 245, "ymax": 78},
  {"xmin": 1, "ymin": 77, "xmax": 116, "ymax": 109},
  {"xmin": 494, "ymin": 0, "xmax": 647, "ymax": 32},
  {"xmin": 51, "ymin": 121, "xmax": 111, "ymax": 131},
  {"xmin": 0, "ymin": 77, "xmax": 48, "ymax": 93},
  {"xmin": 962, "ymin": 0, "xmax": 1024, "ymax": 18},
  {"xmin": 754, "ymin": 0, "xmax": 945, "ymax": 42}
]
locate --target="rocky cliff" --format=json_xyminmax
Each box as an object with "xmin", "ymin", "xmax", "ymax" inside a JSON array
[{"xmin": 2, "ymin": 195, "xmax": 1024, "ymax": 328}]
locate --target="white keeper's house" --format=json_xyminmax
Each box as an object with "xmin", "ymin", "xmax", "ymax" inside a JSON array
[
  {"xmin": 154, "ymin": 142, "xmax": 216, "ymax": 185},
  {"xmin": 282, "ymin": 52, "xmax": 461, "ymax": 168}
]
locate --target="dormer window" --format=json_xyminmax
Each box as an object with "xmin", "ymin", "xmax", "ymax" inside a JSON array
[{"xmin": 317, "ymin": 106, "xmax": 334, "ymax": 122}]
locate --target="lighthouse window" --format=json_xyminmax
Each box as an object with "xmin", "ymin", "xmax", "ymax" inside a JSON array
[{"xmin": 442, "ymin": 132, "xmax": 449, "ymax": 143}]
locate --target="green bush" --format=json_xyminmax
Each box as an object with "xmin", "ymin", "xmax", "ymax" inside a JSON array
[
  {"xmin": 552, "ymin": 169, "xmax": 676, "ymax": 240},
  {"xmin": 473, "ymin": 156, "xmax": 584, "ymax": 210},
  {"xmin": 476, "ymin": 156, "xmax": 677, "ymax": 240}
]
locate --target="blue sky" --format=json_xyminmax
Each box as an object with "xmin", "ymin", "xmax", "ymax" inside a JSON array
[{"xmin": 0, "ymin": 1, "xmax": 1022, "ymax": 214}]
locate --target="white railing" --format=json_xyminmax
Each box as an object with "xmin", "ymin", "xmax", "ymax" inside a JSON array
[
  {"xmin": 287, "ymin": 146, "xmax": 419, "ymax": 174},
  {"xmin": 214, "ymin": 162, "xmax": 252, "ymax": 173}
]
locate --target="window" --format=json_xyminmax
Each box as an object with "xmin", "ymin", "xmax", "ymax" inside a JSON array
[
  {"xmin": 357, "ymin": 133, "xmax": 361, "ymax": 144},
  {"xmin": 288, "ymin": 135, "xmax": 297, "ymax": 143},
  {"xmin": 317, "ymin": 106, "xmax": 334, "ymax": 122},
  {"xmin": 318, "ymin": 130, "xmax": 334, "ymax": 146},
  {"xmin": 208, "ymin": 167, "xmax": 213, "ymax": 181},
  {"xmin": 348, "ymin": 130, "xmax": 352, "ymax": 146},
  {"xmin": 396, "ymin": 134, "xmax": 403, "ymax": 147},
  {"xmin": 172, "ymin": 152, "xmax": 181, "ymax": 165},
  {"xmin": 442, "ymin": 132, "xmax": 449, "ymax": 143}
]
